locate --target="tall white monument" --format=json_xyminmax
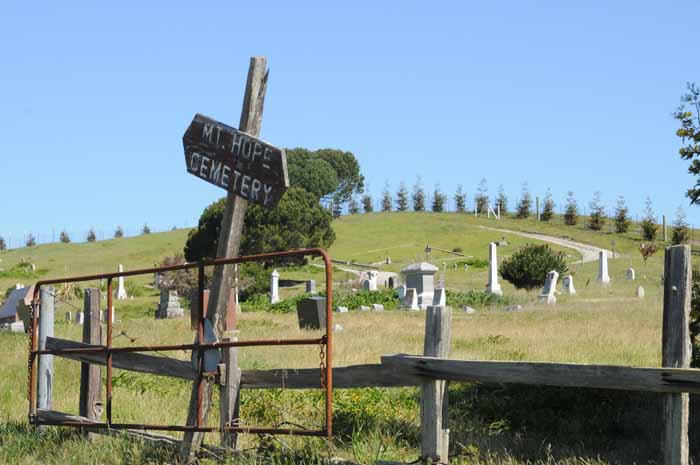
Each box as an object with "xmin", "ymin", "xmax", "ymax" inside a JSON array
[
  {"xmin": 487, "ymin": 243, "xmax": 502, "ymax": 296},
  {"xmin": 117, "ymin": 264, "xmax": 128, "ymax": 300},
  {"xmin": 270, "ymin": 269, "xmax": 280, "ymax": 304},
  {"xmin": 597, "ymin": 250, "xmax": 610, "ymax": 284}
]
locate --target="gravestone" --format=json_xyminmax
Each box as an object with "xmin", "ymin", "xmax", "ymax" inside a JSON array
[
  {"xmin": 504, "ymin": 304, "xmax": 524, "ymax": 312},
  {"xmin": 362, "ymin": 271, "xmax": 379, "ymax": 291},
  {"xmin": 359, "ymin": 305, "xmax": 370, "ymax": 311},
  {"xmin": 539, "ymin": 270, "xmax": 559, "ymax": 305},
  {"xmin": 433, "ymin": 288, "xmax": 446, "ymax": 306},
  {"xmin": 487, "ymin": 242, "xmax": 503, "ymax": 296},
  {"xmin": 397, "ymin": 284, "xmax": 407, "ymax": 301},
  {"xmin": 75, "ymin": 311, "xmax": 84, "ymax": 325},
  {"xmin": 270, "ymin": 269, "xmax": 280, "ymax": 304},
  {"xmin": 372, "ymin": 304, "xmax": 384, "ymax": 311},
  {"xmin": 156, "ymin": 289, "xmax": 184, "ymax": 319},
  {"xmin": 65, "ymin": 311, "xmax": 72, "ymax": 322},
  {"xmin": 401, "ymin": 262, "xmax": 438, "ymax": 309},
  {"xmin": 306, "ymin": 279, "xmax": 316, "ymax": 295},
  {"xmin": 636, "ymin": 285, "xmax": 645, "ymax": 298},
  {"xmin": 597, "ymin": 251, "xmax": 610, "ymax": 284},
  {"xmin": 386, "ymin": 257, "xmax": 392, "ymax": 265},
  {"xmin": 562, "ymin": 275, "xmax": 576, "ymax": 295},
  {"xmin": 296, "ymin": 297, "xmax": 326, "ymax": 330},
  {"xmin": 335, "ymin": 306, "xmax": 349, "ymax": 313},
  {"xmin": 463, "ymin": 306, "xmax": 476, "ymax": 314},
  {"xmin": 404, "ymin": 288, "xmax": 419, "ymax": 311},
  {"xmin": 117, "ymin": 264, "xmax": 128, "ymax": 300},
  {"xmin": 626, "ymin": 268, "xmax": 636, "ymax": 281}
]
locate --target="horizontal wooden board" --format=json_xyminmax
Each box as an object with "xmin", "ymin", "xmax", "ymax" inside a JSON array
[{"xmin": 381, "ymin": 354, "xmax": 700, "ymax": 394}]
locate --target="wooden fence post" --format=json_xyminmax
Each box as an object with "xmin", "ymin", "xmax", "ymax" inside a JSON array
[
  {"xmin": 662, "ymin": 245, "xmax": 691, "ymax": 465},
  {"xmin": 79, "ymin": 288, "xmax": 102, "ymax": 435},
  {"xmin": 37, "ymin": 286, "xmax": 54, "ymax": 431},
  {"xmin": 421, "ymin": 305, "xmax": 452, "ymax": 464}
]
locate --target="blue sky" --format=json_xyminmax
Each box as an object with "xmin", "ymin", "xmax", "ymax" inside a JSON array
[{"xmin": 1, "ymin": 1, "xmax": 699, "ymax": 246}]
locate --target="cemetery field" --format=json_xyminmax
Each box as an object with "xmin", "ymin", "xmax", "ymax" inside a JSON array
[{"xmin": 0, "ymin": 212, "xmax": 678, "ymax": 464}]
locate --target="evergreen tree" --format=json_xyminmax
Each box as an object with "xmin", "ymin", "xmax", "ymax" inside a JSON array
[
  {"xmin": 26, "ymin": 234, "xmax": 36, "ymax": 247},
  {"xmin": 87, "ymin": 228, "xmax": 97, "ymax": 242},
  {"xmin": 614, "ymin": 196, "xmax": 631, "ymax": 233},
  {"xmin": 412, "ymin": 176, "xmax": 425, "ymax": 211},
  {"xmin": 348, "ymin": 197, "xmax": 360, "ymax": 215},
  {"xmin": 475, "ymin": 178, "xmax": 489, "ymax": 214},
  {"xmin": 640, "ymin": 196, "xmax": 658, "ymax": 241},
  {"xmin": 564, "ymin": 191, "xmax": 578, "ymax": 226},
  {"xmin": 432, "ymin": 184, "xmax": 446, "ymax": 212},
  {"xmin": 541, "ymin": 189, "xmax": 555, "ymax": 221},
  {"xmin": 381, "ymin": 181, "xmax": 392, "ymax": 212},
  {"xmin": 59, "ymin": 230, "xmax": 71, "ymax": 243},
  {"xmin": 516, "ymin": 183, "xmax": 532, "ymax": 219},
  {"xmin": 587, "ymin": 191, "xmax": 606, "ymax": 231},
  {"xmin": 114, "ymin": 226, "xmax": 124, "ymax": 238},
  {"xmin": 0, "ymin": 236, "xmax": 6, "ymax": 251},
  {"xmin": 672, "ymin": 205, "xmax": 690, "ymax": 245},
  {"xmin": 454, "ymin": 184, "xmax": 466, "ymax": 213},
  {"xmin": 142, "ymin": 223, "xmax": 151, "ymax": 235},
  {"xmin": 396, "ymin": 181, "xmax": 409, "ymax": 212},
  {"xmin": 362, "ymin": 191, "xmax": 373, "ymax": 213},
  {"xmin": 495, "ymin": 185, "xmax": 508, "ymax": 216}
]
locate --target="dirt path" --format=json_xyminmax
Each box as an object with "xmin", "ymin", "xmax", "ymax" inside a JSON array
[{"xmin": 478, "ymin": 226, "xmax": 615, "ymax": 263}]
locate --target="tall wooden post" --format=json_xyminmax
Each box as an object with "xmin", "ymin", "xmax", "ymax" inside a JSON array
[
  {"xmin": 181, "ymin": 56, "xmax": 268, "ymax": 461},
  {"xmin": 37, "ymin": 286, "xmax": 54, "ymax": 430},
  {"xmin": 662, "ymin": 245, "xmax": 691, "ymax": 465},
  {"xmin": 420, "ymin": 305, "xmax": 452, "ymax": 463},
  {"xmin": 79, "ymin": 288, "xmax": 102, "ymax": 436}
]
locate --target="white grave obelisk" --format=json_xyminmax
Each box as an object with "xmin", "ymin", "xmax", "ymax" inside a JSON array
[
  {"xmin": 117, "ymin": 264, "xmax": 128, "ymax": 300},
  {"xmin": 487, "ymin": 242, "xmax": 502, "ymax": 295},
  {"xmin": 597, "ymin": 251, "xmax": 610, "ymax": 284},
  {"xmin": 270, "ymin": 269, "xmax": 280, "ymax": 304}
]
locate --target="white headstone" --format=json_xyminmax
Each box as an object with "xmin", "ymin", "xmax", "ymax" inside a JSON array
[
  {"xmin": 386, "ymin": 257, "xmax": 392, "ymax": 265},
  {"xmin": 636, "ymin": 285, "xmax": 645, "ymax": 298},
  {"xmin": 359, "ymin": 305, "xmax": 370, "ymax": 311},
  {"xmin": 597, "ymin": 251, "xmax": 610, "ymax": 284},
  {"xmin": 626, "ymin": 268, "xmax": 636, "ymax": 281},
  {"xmin": 539, "ymin": 270, "xmax": 559, "ymax": 305},
  {"xmin": 65, "ymin": 311, "xmax": 72, "ymax": 322},
  {"xmin": 336, "ymin": 306, "xmax": 349, "ymax": 313},
  {"xmin": 10, "ymin": 321, "xmax": 24, "ymax": 333},
  {"xmin": 306, "ymin": 279, "xmax": 317, "ymax": 295},
  {"xmin": 487, "ymin": 242, "xmax": 503, "ymax": 295},
  {"xmin": 404, "ymin": 288, "xmax": 419, "ymax": 311},
  {"xmin": 463, "ymin": 306, "xmax": 476, "ymax": 314},
  {"xmin": 156, "ymin": 290, "xmax": 183, "ymax": 319},
  {"xmin": 372, "ymin": 303, "xmax": 384, "ymax": 311},
  {"xmin": 117, "ymin": 264, "xmax": 128, "ymax": 300},
  {"xmin": 432, "ymin": 288, "xmax": 446, "ymax": 306},
  {"xmin": 562, "ymin": 275, "xmax": 576, "ymax": 295},
  {"xmin": 102, "ymin": 308, "xmax": 115, "ymax": 323},
  {"xmin": 270, "ymin": 269, "xmax": 280, "ymax": 304},
  {"xmin": 75, "ymin": 311, "xmax": 84, "ymax": 325}
]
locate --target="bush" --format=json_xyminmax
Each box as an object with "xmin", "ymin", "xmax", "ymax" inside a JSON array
[
  {"xmin": 86, "ymin": 228, "xmax": 97, "ymax": 242},
  {"xmin": 499, "ymin": 244, "xmax": 567, "ymax": 290}
]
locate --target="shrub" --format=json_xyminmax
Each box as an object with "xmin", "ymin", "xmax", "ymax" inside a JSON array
[
  {"xmin": 142, "ymin": 223, "xmax": 151, "ymax": 235},
  {"xmin": 114, "ymin": 226, "xmax": 124, "ymax": 238},
  {"xmin": 639, "ymin": 242, "xmax": 658, "ymax": 264},
  {"xmin": 499, "ymin": 244, "xmax": 567, "ymax": 290},
  {"xmin": 86, "ymin": 228, "xmax": 97, "ymax": 242},
  {"xmin": 59, "ymin": 230, "xmax": 71, "ymax": 243},
  {"xmin": 0, "ymin": 237, "xmax": 6, "ymax": 251}
]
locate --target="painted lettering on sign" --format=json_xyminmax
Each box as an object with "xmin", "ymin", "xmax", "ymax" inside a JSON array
[{"xmin": 183, "ymin": 114, "xmax": 289, "ymax": 208}]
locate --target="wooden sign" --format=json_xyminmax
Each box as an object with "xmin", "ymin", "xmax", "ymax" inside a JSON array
[{"xmin": 183, "ymin": 113, "xmax": 289, "ymax": 207}]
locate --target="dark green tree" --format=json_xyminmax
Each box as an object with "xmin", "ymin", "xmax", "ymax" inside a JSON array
[
  {"xmin": 541, "ymin": 189, "xmax": 555, "ymax": 221},
  {"xmin": 475, "ymin": 178, "xmax": 489, "ymax": 214},
  {"xmin": 672, "ymin": 206, "xmax": 691, "ymax": 245},
  {"xmin": 396, "ymin": 181, "xmax": 409, "ymax": 212},
  {"xmin": 499, "ymin": 244, "xmax": 568, "ymax": 290},
  {"xmin": 495, "ymin": 185, "xmax": 508, "ymax": 216},
  {"xmin": 412, "ymin": 176, "xmax": 425, "ymax": 212},
  {"xmin": 114, "ymin": 226, "xmax": 124, "ymax": 238},
  {"xmin": 362, "ymin": 190, "xmax": 373, "ymax": 213},
  {"xmin": 87, "ymin": 228, "xmax": 97, "ymax": 242},
  {"xmin": 141, "ymin": 223, "xmax": 151, "ymax": 235},
  {"xmin": 347, "ymin": 197, "xmax": 360, "ymax": 215},
  {"xmin": 614, "ymin": 196, "xmax": 631, "ymax": 233},
  {"xmin": 0, "ymin": 237, "xmax": 6, "ymax": 251},
  {"xmin": 26, "ymin": 234, "xmax": 36, "ymax": 247},
  {"xmin": 381, "ymin": 181, "xmax": 392, "ymax": 212},
  {"xmin": 60, "ymin": 230, "xmax": 71, "ymax": 243},
  {"xmin": 564, "ymin": 191, "xmax": 578, "ymax": 226},
  {"xmin": 286, "ymin": 148, "xmax": 364, "ymax": 203},
  {"xmin": 287, "ymin": 156, "xmax": 338, "ymax": 200},
  {"xmin": 454, "ymin": 184, "xmax": 466, "ymax": 213},
  {"xmin": 587, "ymin": 191, "xmax": 606, "ymax": 231},
  {"xmin": 432, "ymin": 184, "xmax": 446, "ymax": 212},
  {"xmin": 184, "ymin": 187, "xmax": 335, "ymax": 263},
  {"xmin": 674, "ymin": 83, "xmax": 700, "ymax": 204},
  {"xmin": 516, "ymin": 183, "xmax": 532, "ymax": 219},
  {"xmin": 641, "ymin": 196, "xmax": 658, "ymax": 241}
]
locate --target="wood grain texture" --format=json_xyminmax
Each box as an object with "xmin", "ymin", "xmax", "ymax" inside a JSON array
[
  {"xmin": 381, "ymin": 355, "xmax": 700, "ymax": 394},
  {"xmin": 79, "ymin": 289, "xmax": 102, "ymax": 438},
  {"xmin": 662, "ymin": 245, "xmax": 691, "ymax": 465},
  {"xmin": 420, "ymin": 306, "xmax": 452, "ymax": 463}
]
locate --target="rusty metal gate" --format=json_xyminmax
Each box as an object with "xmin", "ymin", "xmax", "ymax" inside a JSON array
[{"xmin": 27, "ymin": 248, "xmax": 333, "ymax": 437}]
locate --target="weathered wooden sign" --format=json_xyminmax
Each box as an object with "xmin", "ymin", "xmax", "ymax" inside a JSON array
[{"xmin": 183, "ymin": 113, "xmax": 289, "ymax": 207}]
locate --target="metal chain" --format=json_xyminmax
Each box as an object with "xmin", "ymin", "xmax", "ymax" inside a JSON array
[{"xmin": 319, "ymin": 335, "xmax": 326, "ymax": 389}]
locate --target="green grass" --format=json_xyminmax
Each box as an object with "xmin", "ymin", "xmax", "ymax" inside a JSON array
[{"xmin": 0, "ymin": 211, "xmax": 680, "ymax": 464}]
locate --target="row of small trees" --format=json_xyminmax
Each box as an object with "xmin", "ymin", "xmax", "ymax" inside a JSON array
[
  {"xmin": 0, "ymin": 224, "xmax": 153, "ymax": 250},
  {"xmin": 347, "ymin": 178, "xmax": 692, "ymax": 245}
]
